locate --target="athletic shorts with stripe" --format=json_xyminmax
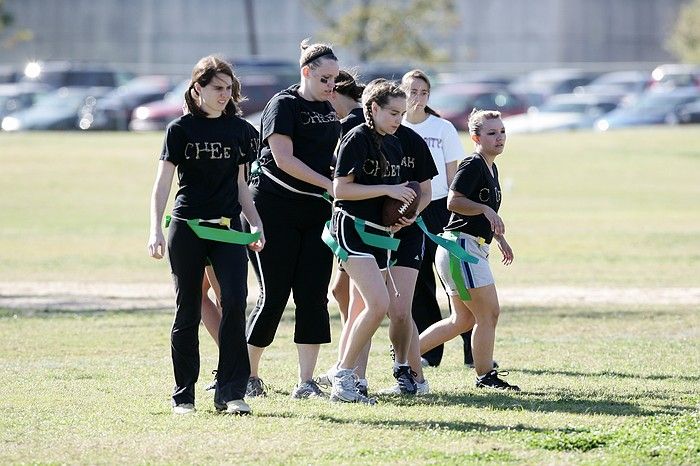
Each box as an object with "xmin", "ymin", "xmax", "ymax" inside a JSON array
[
  {"xmin": 330, "ymin": 209, "xmax": 393, "ymax": 269},
  {"xmin": 391, "ymin": 223, "xmax": 425, "ymax": 270},
  {"xmin": 435, "ymin": 232, "xmax": 494, "ymax": 294}
]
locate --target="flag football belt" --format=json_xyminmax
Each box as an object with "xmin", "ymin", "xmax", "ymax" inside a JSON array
[
  {"xmin": 165, "ymin": 215, "xmax": 260, "ymax": 245},
  {"xmin": 261, "ymin": 166, "xmax": 332, "ymax": 204},
  {"xmin": 415, "ymin": 217, "xmax": 479, "ymax": 301},
  {"xmin": 321, "ymin": 210, "xmax": 400, "ymax": 262}
]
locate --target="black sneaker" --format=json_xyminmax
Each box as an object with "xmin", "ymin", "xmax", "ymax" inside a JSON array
[
  {"xmin": 205, "ymin": 370, "xmax": 217, "ymax": 391},
  {"xmin": 393, "ymin": 365, "xmax": 418, "ymax": 395},
  {"xmin": 475, "ymin": 370, "xmax": 520, "ymax": 391},
  {"xmin": 246, "ymin": 376, "xmax": 267, "ymax": 397}
]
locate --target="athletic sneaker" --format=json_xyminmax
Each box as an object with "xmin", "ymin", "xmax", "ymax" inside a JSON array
[
  {"xmin": 172, "ymin": 403, "xmax": 196, "ymax": 415},
  {"xmin": 291, "ymin": 379, "xmax": 325, "ymax": 399},
  {"xmin": 314, "ymin": 365, "xmax": 338, "ymax": 387},
  {"xmin": 246, "ymin": 376, "xmax": 267, "ymax": 397},
  {"xmin": 475, "ymin": 370, "xmax": 520, "ymax": 391},
  {"xmin": 215, "ymin": 399, "xmax": 252, "ymax": 415},
  {"xmin": 467, "ymin": 360, "xmax": 499, "ymax": 370},
  {"xmin": 330, "ymin": 369, "xmax": 376, "ymax": 405},
  {"xmin": 380, "ymin": 378, "xmax": 430, "ymax": 395},
  {"xmin": 205, "ymin": 370, "xmax": 217, "ymax": 391},
  {"xmin": 393, "ymin": 365, "xmax": 418, "ymax": 395},
  {"xmin": 356, "ymin": 378, "xmax": 369, "ymax": 397}
]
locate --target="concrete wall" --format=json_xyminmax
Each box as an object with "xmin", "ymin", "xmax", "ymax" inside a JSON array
[{"xmin": 1, "ymin": 0, "xmax": 687, "ymax": 74}]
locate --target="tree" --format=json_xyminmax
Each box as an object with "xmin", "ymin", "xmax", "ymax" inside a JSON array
[
  {"xmin": 302, "ymin": 0, "xmax": 457, "ymax": 63},
  {"xmin": 667, "ymin": 0, "xmax": 700, "ymax": 63},
  {"xmin": 0, "ymin": 0, "xmax": 32, "ymax": 49}
]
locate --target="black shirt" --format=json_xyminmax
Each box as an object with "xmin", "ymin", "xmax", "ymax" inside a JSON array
[
  {"xmin": 340, "ymin": 107, "xmax": 365, "ymax": 140},
  {"xmin": 334, "ymin": 124, "xmax": 403, "ymax": 224},
  {"xmin": 160, "ymin": 113, "xmax": 257, "ymax": 220},
  {"xmin": 253, "ymin": 85, "xmax": 340, "ymax": 199},
  {"xmin": 444, "ymin": 153, "xmax": 501, "ymax": 243}
]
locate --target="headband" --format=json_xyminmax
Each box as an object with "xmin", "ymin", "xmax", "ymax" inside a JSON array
[{"xmin": 301, "ymin": 50, "xmax": 335, "ymax": 68}]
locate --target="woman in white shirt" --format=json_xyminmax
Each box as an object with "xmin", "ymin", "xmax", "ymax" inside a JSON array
[{"xmin": 400, "ymin": 69, "xmax": 471, "ymax": 367}]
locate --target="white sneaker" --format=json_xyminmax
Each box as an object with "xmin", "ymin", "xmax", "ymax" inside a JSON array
[
  {"xmin": 215, "ymin": 399, "xmax": 252, "ymax": 415},
  {"xmin": 314, "ymin": 364, "xmax": 338, "ymax": 387},
  {"xmin": 416, "ymin": 379, "xmax": 430, "ymax": 395},
  {"xmin": 330, "ymin": 369, "xmax": 376, "ymax": 405},
  {"xmin": 172, "ymin": 403, "xmax": 195, "ymax": 415}
]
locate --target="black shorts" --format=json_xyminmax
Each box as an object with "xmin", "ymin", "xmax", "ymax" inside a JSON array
[
  {"xmin": 391, "ymin": 223, "xmax": 424, "ymax": 270},
  {"xmin": 331, "ymin": 210, "xmax": 393, "ymax": 269}
]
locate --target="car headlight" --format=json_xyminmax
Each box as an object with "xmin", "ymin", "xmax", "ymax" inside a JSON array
[
  {"xmin": 134, "ymin": 106, "xmax": 150, "ymax": 120},
  {"xmin": 1, "ymin": 116, "xmax": 21, "ymax": 131},
  {"xmin": 595, "ymin": 119, "xmax": 609, "ymax": 131}
]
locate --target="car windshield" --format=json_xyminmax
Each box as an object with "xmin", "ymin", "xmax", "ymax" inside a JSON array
[
  {"xmin": 34, "ymin": 90, "xmax": 90, "ymax": 109},
  {"xmin": 429, "ymin": 91, "xmax": 472, "ymax": 113},
  {"xmin": 164, "ymin": 81, "xmax": 189, "ymax": 104},
  {"xmin": 539, "ymin": 101, "xmax": 588, "ymax": 113},
  {"xmin": 633, "ymin": 93, "xmax": 695, "ymax": 112}
]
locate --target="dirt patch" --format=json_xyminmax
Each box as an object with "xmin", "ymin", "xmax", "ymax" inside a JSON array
[{"xmin": 1, "ymin": 282, "xmax": 698, "ymax": 313}]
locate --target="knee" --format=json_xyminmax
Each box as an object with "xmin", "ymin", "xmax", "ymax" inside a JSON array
[
  {"xmin": 475, "ymin": 306, "xmax": 500, "ymax": 326},
  {"xmin": 365, "ymin": 293, "xmax": 390, "ymax": 320},
  {"xmin": 387, "ymin": 304, "xmax": 411, "ymax": 326}
]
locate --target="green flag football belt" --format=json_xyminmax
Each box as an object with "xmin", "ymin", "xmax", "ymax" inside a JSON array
[
  {"xmin": 322, "ymin": 210, "xmax": 400, "ymax": 262},
  {"xmin": 165, "ymin": 215, "xmax": 261, "ymax": 245},
  {"xmin": 415, "ymin": 217, "xmax": 480, "ymax": 301}
]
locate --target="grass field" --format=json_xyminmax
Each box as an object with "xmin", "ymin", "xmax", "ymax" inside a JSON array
[
  {"xmin": 0, "ymin": 128, "xmax": 699, "ymax": 464},
  {"xmin": 1, "ymin": 128, "xmax": 699, "ymax": 285}
]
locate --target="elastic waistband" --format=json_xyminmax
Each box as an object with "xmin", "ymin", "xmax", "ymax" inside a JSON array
[
  {"xmin": 337, "ymin": 209, "xmax": 392, "ymax": 233},
  {"xmin": 261, "ymin": 167, "xmax": 331, "ymax": 203}
]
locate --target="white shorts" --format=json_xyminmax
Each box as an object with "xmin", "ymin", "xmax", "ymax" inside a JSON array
[{"xmin": 436, "ymin": 232, "xmax": 494, "ymax": 296}]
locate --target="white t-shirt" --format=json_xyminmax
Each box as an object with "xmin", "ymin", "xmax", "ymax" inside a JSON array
[{"xmin": 402, "ymin": 114, "xmax": 464, "ymax": 200}]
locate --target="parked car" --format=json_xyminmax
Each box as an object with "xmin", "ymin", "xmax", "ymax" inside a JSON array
[
  {"xmin": 594, "ymin": 88, "xmax": 700, "ymax": 131},
  {"xmin": 435, "ymin": 71, "xmax": 513, "ymax": 88},
  {"xmin": 649, "ymin": 64, "xmax": 700, "ymax": 90},
  {"xmin": 0, "ymin": 82, "xmax": 51, "ymax": 119},
  {"xmin": 676, "ymin": 99, "xmax": 700, "ymax": 124},
  {"xmin": 509, "ymin": 68, "xmax": 599, "ymax": 107},
  {"xmin": 1, "ymin": 86, "xmax": 110, "ymax": 131},
  {"xmin": 19, "ymin": 61, "xmax": 133, "ymax": 89},
  {"xmin": 503, "ymin": 93, "xmax": 618, "ymax": 133},
  {"xmin": 0, "ymin": 65, "xmax": 21, "ymax": 84},
  {"xmin": 79, "ymin": 75, "xmax": 175, "ymax": 130},
  {"xmin": 129, "ymin": 79, "xmax": 188, "ymax": 131},
  {"xmin": 574, "ymin": 70, "xmax": 650, "ymax": 100},
  {"xmin": 429, "ymin": 83, "xmax": 528, "ymax": 131}
]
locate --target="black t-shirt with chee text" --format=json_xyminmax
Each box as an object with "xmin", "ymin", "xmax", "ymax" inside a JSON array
[
  {"xmin": 334, "ymin": 124, "xmax": 403, "ymax": 224},
  {"xmin": 160, "ymin": 113, "xmax": 258, "ymax": 220},
  {"xmin": 444, "ymin": 153, "xmax": 501, "ymax": 243},
  {"xmin": 253, "ymin": 85, "xmax": 340, "ymax": 199}
]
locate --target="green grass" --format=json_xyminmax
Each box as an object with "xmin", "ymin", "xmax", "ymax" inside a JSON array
[
  {"xmin": 1, "ymin": 128, "xmax": 699, "ymax": 285},
  {"xmin": 1, "ymin": 303, "xmax": 697, "ymax": 464}
]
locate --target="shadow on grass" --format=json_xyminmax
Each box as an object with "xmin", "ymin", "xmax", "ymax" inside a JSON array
[
  {"xmin": 518, "ymin": 367, "xmax": 700, "ymax": 383},
  {"xmin": 371, "ymin": 390, "xmax": 692, "ymax": 417}
]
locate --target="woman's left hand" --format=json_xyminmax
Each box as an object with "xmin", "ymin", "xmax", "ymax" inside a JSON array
[
  {"xmin": 248, "ymin": 226, "xmax": 265, "ymax": 252},
  {"xmin": 496, "ymin": 235, "xmax": 514, "ymax": 266}
]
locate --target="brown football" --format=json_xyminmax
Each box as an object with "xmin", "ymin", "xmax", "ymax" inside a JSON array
[{"xmin": 381, "ymin": 181, "xmax": 422, "ymax": 226}]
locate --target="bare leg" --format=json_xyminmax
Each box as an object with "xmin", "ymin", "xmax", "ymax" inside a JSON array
[
  {"xmin": 466, "ymin": 284, "xmax": 500, "ymax": 376},
  {"xmin": 387, "ymin": 266, "xmax": 418, "ymax": 364},
  {"xmin": 297, "ymin": 344, "xmax": 320, "ymax": 382},
  {"xmin": 419, "ymin": 295, "xmax": 475, "ymax": 355},
  {"xmin": 407, "ymin": 321, "xmax": 425, "ymax": 383},
  {"xmin": 201, "ymin": 266, "xmax": 222, "ymax": 346},
  {"xmin": 331, "ymin": 270, "xmax": 350, "ymax": 326},
  {"xmin": 248, "ymin": 344, "xmax": 265, "ymax": 379},
  {"xmin": 339, "ymin": 258, "xmax": 389, "ymax": 370}
]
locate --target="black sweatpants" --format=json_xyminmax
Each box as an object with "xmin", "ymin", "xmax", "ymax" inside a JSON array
[
  {"xmin": 411, "ymin": 197, "xmax": 470, "ymax": 366},
  {"xmin": 167, "ymin": 218, "xmax": 250, "ymax": 406},
  {"xmin": 246, "ymin": 189, "xmax": 333, "ymax": 346}
]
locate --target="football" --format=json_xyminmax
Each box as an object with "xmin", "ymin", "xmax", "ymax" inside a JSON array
[{"xmin": 381, "ymin": 181, "xmax": 422, "ymax": 226}]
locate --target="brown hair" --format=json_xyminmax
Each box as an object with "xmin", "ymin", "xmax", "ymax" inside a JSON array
[
  {"xmin": 334, "ymin": 69, "xmax": 365, "ymax": 102},
  {"xmin": 400, "ymin": 69, "xmax": 440, "ymax": 117},
  {"xmin": 468, "ymin": 108, "xmax": 502, "ymax": 136},
  {"xmin": 184, "ymin": 55, "xmax": 244, "ymax": 117},
  {"xmin": 361, "ymin": 79, "xmax": 406, "ymax": 173},
  {"xmin": 299, "ymin": 39, "xmax": 337, "ymax": 69}
]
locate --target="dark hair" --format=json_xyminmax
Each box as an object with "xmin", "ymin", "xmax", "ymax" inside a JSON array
[
  {"xmin": 468, "ymin": 108, "xmax": 502, "ymax": 136},
  {"xmin": 400, "ymin": 69, "xmax": 440, "ymax": 117},
  {"xmin": 361, "ymin": 79, "xmax": 406, "ymax": 174},
  {"xmin": 184, "ymin": 55, "xmax": 244, "ymax": 117},
  {"xmin": 334, "ymin": 69, "xmax": 365, "ymax": 102},
  {"xmin": 299, "ymin": 39, "xmax": 337, "ymax": 69}
]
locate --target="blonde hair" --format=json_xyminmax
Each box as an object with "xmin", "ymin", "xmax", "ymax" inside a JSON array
[{"xmin": 468, "ymin": 108, "xmax": 502, "ymax": 136}]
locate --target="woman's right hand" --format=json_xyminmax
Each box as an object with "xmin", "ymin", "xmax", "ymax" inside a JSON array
[
  {"xmin": 385, "ymin": 182, "xmax": 416, "ymax": 204},
  {"xmin": 147, "ymin": 229, "xmax": 166, "ymax": 259},
  {"xmin": 483, "ymin": 207, "xmax": 505, "ymax": 236}
]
